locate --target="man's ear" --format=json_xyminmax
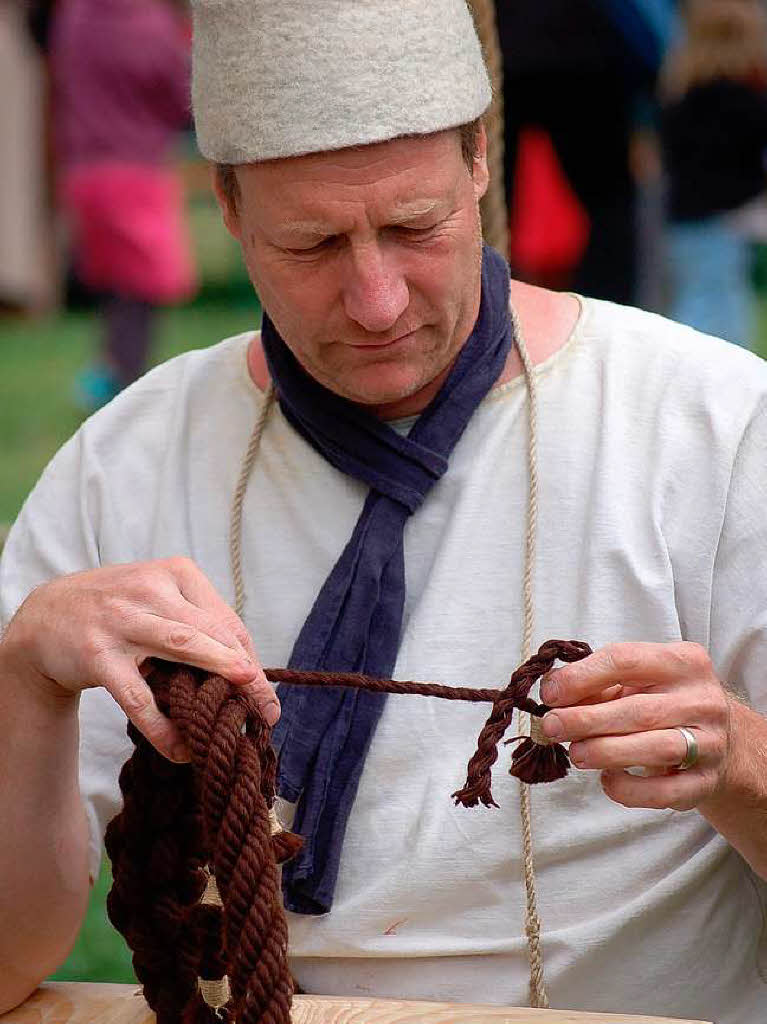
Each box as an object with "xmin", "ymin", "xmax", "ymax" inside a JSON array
[
  {"xmin": 210, "ymin": 165, "xmax": 243, "ymax": 241},
  {"xmin": 472, "ymin": 122, "xmax": 490, "ymax": 202}
]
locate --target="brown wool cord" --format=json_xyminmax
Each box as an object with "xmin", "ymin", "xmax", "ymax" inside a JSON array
[
  {"xmin": 262, "ymin": 643, "xmax": 592, "ymax": 804},
  {"xmin": 106, "ymin": 640, "xmax": 591, "ymax": 1024}
]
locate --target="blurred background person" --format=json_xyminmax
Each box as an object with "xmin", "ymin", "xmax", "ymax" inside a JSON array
[
  {"xmin": 496, "ymin": 0, "xmax": 676, "ymax": 305},
  {"xmin": 0, "ymin": 0, "xmax": 56, "ymax": 315},
  {"xmin": 660, "ymin": 0, "xmax": 767, "ymax": 348},
  {"xmin": 49, "ymin": 0, "xmax": 196, "ymax": 410}
]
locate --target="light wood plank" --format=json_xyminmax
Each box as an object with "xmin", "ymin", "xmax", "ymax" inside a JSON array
[
  {"xmin": 1, "ymin": 983, "xmax": 711, "ymax": 1024},
  {"xmin": 3, "ymin": 983, "xmax": 150, "ymax": 1024},
  {"xmin": 290, "ymin": 994, "xmax": 710, "ymax": 1024}
]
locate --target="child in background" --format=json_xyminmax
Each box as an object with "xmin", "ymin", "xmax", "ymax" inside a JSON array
[
  {"xmin": 660, "ymin": 0, "xmax": 767, "ymax": 348},
  {"xmin": 50, "ymin": 0, "xmax": 196, "ymax": 409}
]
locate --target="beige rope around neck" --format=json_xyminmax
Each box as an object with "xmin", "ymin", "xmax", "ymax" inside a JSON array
[{"xmin": 228, "ymin": 308, "xmax": 549, "ymax": 1007}]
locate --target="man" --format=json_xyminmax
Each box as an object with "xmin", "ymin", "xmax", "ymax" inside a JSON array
[{"xmin": 1, "ymin": 1, "xmax": 766, "ymax": 1021}]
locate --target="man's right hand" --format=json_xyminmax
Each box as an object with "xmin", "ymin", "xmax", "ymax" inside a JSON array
[{"xmin": 1, "ymin": 556, "xmax": 279, "ymax": 762}]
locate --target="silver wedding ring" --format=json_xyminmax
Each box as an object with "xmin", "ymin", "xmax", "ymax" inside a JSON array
[{"xmin": 673, "ymin": 726, "xmax": 699, "ymax": 771}]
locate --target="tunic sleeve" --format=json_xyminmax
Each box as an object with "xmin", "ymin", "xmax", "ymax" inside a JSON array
[
  {"xmin": 0, "ymin": 429, "xmax": 101, "ymax": 629},
  {"xmin": 709, "ymin": 396, "xmax": 767, "ymax": 712}
]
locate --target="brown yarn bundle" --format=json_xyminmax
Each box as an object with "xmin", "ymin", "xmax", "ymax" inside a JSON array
[
  {"xmin": 105, "ymin": 662, "xmax": 302, "ymax": 1024},
  {"xmin": 105, "ymin": 639, "xmax": 591, "ymax": 1023}
]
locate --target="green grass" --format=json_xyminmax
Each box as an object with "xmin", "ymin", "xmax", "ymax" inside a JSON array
[
  {"xmin": 0, "ymin": 301, "xmax": 259, "ymax": 526},
  {"xmin": 51, "ymin": 861, "xmax": 136, "ymax": 983}
]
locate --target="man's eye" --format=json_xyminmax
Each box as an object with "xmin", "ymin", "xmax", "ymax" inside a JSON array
[
  {"xmin": 397, "ymin": 224, "xmax": 437, "ymax": 238},
  {"xmin": 289, "ymin": 236, "xmax": 338, "ymax": 255}
]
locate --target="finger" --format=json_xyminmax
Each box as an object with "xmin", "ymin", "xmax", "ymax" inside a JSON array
[
  {"xmin": 569, "ymin": 727, "xmax": 702, "ymax": 772},
  {"xmin": 178, "ymin": 602, "xmax": 257, "ymax": 665},
  {"xmin": 540, "ymin": 641, "xmax": 711, "ymax": 707},
  {"xmin": 600, "ymin": 766, "xmax": 714, "ymax": 812},
  {"xmin": 172, "ymin": 603, "xmax": 278, "ymax": 723},
  {"xmin": 100, "ymin": 656, "xmax": 189, "ymax": 763},
  {"xmin": 234, "ymin": 679, "xmax": 281, "ymax": 727},
  {"xmin": 102, "ymin": 570, "xmax": 253, "ymax": 663},
  {"xmin": 126, "ymin": 612, "xmax": 280, "ymax": 726},
  {"xmin": 541, "ymin": 689, "xmax": 703, "ymax": 742},
  {"xmin": 172, "ymin": 563, "xmax": 258, "ymax": 662},
  {"xmin": 124, "ymin": 612, "xmax": 258, "ymax": 685},
  {"xmin": 573, "ymin": 682, "xmax": 627, "ymax": 706}
]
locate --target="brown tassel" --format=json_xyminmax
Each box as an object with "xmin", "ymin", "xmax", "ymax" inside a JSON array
[{"xmin": 505, "ymin": 736, "xmax": 570, "ymax": 784}]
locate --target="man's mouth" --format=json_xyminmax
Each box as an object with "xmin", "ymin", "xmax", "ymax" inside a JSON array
[{"xmin": 348, "ymin": 328, "xmax": 417, "ymax": 350}]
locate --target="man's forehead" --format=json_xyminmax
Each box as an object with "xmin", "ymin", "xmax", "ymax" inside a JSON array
[{"xmin": 240, "ymin": 132, "xmax": 465, "ymax": 228}]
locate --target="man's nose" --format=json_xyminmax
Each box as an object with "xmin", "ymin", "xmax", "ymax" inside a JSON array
[{"xmin": 342, "ymin": 243, "xmax": 409, "ymax": 333}]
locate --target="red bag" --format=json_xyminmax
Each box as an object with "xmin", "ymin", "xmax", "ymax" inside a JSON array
[{"xmin": 508, "ymin": 127, "xmax": 591, "ymax": 276}]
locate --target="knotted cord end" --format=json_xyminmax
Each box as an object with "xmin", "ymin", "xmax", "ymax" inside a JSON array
[{"xmin": 269, "ymin": 804, "xmax": 304, "ymax": 863}]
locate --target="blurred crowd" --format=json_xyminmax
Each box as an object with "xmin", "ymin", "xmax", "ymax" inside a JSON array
[
  {"xmin": 2, "ymin": 0, "xmax": 195, "ymax": 408},
  {"xmin": 1, "ymin": 0, "xmax": 767, "ymax": 408},
  {"xmin": 499, "ymin": 0, "xmax": 767, "ymax": 352}
]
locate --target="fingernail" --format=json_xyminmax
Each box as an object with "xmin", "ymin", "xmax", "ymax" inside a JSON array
[
  {"xmin": 262, "ymin": 700, "xmax": 280, "ymax": 727},
  {"xmin": 540, "ymin": 675, "xmax": 559, "ymax": 705},
  {"xmin": 171, "ymin": 743, "xmax": 190, "ymax": 763},
  {"xmin": 569, "ymin": 743, "xmax": 584, "ymax": 766},
  {"xmin": 542, "ymin": 713, "xmax": 563, "ymax": 739}
]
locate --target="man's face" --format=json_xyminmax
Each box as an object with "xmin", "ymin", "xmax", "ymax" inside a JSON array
[{"xmin": 217, "ymin": 128, "xmax": 489, "ymax": 418}]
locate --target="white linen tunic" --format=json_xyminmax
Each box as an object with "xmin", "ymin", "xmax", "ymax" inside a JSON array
[{"xmin": 2, "ymin": 297, "xmax": 767, "ymax": 1022}]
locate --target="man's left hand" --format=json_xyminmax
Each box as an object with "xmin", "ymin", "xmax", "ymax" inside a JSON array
[{"xmin": 540, "ymin": 641, "xmax": 732, "ymax": 811}]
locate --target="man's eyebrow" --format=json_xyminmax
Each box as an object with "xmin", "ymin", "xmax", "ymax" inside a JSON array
[
  {"xmin": 386, "ymin": 199, "xmax": 444, "ymax": 224},
  {"xmin": 278, "ymin": 200, "xmax": 447, "ymax": 238},
  {"xmin": 278, "ymin": 220, "xmax": 336, "ymax": 239}
]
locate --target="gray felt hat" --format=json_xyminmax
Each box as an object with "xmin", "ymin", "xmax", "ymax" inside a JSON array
[{"xmin": 192, "ymin": 0, "xmax": 492, "ymax": 163}]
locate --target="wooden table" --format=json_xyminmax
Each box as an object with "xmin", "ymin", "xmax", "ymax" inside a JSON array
[{"xmin": 2, "ymin": 983, "xmax": 711, "ymax": 1024}]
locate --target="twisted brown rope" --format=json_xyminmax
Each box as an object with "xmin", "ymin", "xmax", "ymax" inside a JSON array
[
  {"xmin": 468, "ymin": 0, "xmax": 508, "ymax": 256},
  {"xmin": 451, "ymin": 639, "xmax": 592, "ymax": 803},
  {"xmin": 106, "ymin": 638, "xmax": 591, "ymax": 1023}
]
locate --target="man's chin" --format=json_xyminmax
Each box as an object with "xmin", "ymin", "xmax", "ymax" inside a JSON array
[
  {"xmin": 309, "ymin": 341, "xmax": 456, "ymax": 416},
  {"xmin": 340, "ymin": 377, "xmax": 424, "ymax": 409},
  {"xmin": 337, "ymin": 366, "xmax": 451, "ymax": 420}
]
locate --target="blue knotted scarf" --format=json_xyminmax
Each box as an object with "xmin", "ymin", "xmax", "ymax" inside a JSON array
[{"xmin": 262, "ymin": 245, "xmax": 513, "ymax": 914}]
